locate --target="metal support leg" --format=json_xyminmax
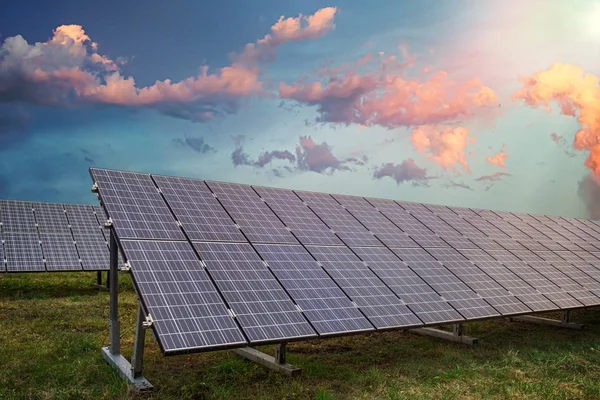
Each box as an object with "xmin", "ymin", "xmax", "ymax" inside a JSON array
[
  {"xmin": 233, "ymin": 343, "xmax": 301, "ymax": 376},
  {"xmin": 509, "ymin": 311, "xmax": 584, "ymax": 330},
  {"xmin": 101, "ymin": 228, "xmax": 153, "ymax": 391},
  {"xmin": 411, "ymin": 323, "xmax": 478, "ymax": 346},
  {"xmin": 94, "ymin": 271, "xmax": 108, "ymax": 290}
]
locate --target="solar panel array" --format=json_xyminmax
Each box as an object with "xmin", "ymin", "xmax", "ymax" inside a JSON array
[
  {"xmin": 0, "ymin": 199, "xmax": 111, "ymax": 272},
  {"xmin": 90, "ymin": 168, "xmax": 600, "ymax": 356}
]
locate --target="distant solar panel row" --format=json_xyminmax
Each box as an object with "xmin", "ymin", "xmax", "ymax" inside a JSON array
[
  {"xmin": 0, "ymin": 200, "xmax": 110, "ymax": 272},
  {"xmin": 90, "ymin": 168, "xmax": 600, "ymax": 356}
]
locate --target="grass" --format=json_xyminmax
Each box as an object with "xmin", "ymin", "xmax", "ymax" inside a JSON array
[{"xmin": 2, "ymin": 273, "xmax": 600, "ymax": 399}]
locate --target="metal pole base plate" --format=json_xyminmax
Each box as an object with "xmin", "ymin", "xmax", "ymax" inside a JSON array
[
  {"xmin": 232, "ymin": 347, "xmax": 301, "ymax": 376},
  {"xmin": 101, "ymin": 347, "xmax": 154, "ymax": 391},
  {"xmin": 508, "ymin": 315, "xmax": 584, "ymax": 330},
  {"xmin": 94, "ymin": 284, "xmax": 109, "ymax": 291},
  {"xmin": 411, "ymin": 328, "xmax": 479, "ymax": 346}
]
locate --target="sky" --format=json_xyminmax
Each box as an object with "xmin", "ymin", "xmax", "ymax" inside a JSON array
[{"xmin": 1, "ymin": 0, "xmax": 600, "ymax": 218}]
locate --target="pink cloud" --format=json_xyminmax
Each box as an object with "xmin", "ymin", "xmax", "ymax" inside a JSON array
[
  {"xmin": 0, "ymin": 7, "xmax": 338, "ymax": 122},
  {"xmin": 486, "ymin": 143, "xmax": 508, "ymax": 167},
  {"xmin": 411, "ymin": 125, "xmax": 474, "ymax": 171},
  {"xmin": 373, "ymin": 159, "xmax": 429, "ymax": 185}
]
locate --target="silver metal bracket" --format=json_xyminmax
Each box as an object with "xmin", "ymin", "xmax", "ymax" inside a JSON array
[
  {"xmin": 508, "ymin": 311, "xmax": 584, "ymax": 330},
  {"xmin": 120, "ymin": 263, "xmax": 131, "ymax": 273},
  {"xmin": 142, "ymin": 314, "xmax": 154, "ymax": 329},
  {"xmin": 104, "ymin": 219, "xmax": 113, "ymax": 228},
  {"xmin": 91, "ymin": 183, "xmax": 99, "ymax": 193},
  {"xmin": 411, "ymin": 323, "xmax": 478, "ymax": 346},
  {"xmin": 232, "ymin": 343, "xmax": 301, "ymax": 377}
]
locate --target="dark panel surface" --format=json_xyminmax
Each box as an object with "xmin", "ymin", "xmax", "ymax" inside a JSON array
[{"xmin": 4, "ymin": 232, "xmax": 45, "ymax": 272}]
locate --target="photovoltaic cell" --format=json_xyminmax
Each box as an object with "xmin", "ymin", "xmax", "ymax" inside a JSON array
[
  {"xmin": 350, "ymin": 246, "xmax": 463, "ymax": 324},
  {"xmin": 457, "ymin": 248, "xmax": 557, "ymax": 312},
  {"xmin": 253, "ymin": 244, "xmax": 374, "ymax": 335},
  {"xmin": 205, "ymin": 181, "xmax": 298, "ymax": 244},
  {"xmin": 485, "ymin": 250, "xmax": 582, "ymax": 309},
  {"xmin": 366, "ymin": 198, "xmax": 431, "ymax": 236},
  {"xmin": 331, "ymin": 194, "xmax": 418, "ymax": 248},
  {"xmin": 90, "ymin": 168, "xmax": 185, "ymax": 240},
  {"xmin": 34, "ymin": 202, "xmax": 70, "ymax": 233},
  {"xmin": 65, "ymin": 204, "xmax": 105, "ymax": 236},
  {"xmin": 153, "ymin": 175, "xmax": 246, "ymax": 243},
  {"xmin": 76, "ymin": 233, "xmax": 110, "ymax": 271},
  {"xmin": 0, "ymin": 200, "xmax": 36, "ymax": 233},
  {"xmin": 40, "ymin": 234, "xmax": 82, "ymax": 271},
  {"xmin": 295, "ymin": 191, "xmax": 382, "ymax": 247},
  {"xmin": 305, "ymin": 245, "xmax": 423, "ymax": 328},
  {"xmin": 253, "ymin": 186, "xmax": 342, "ymax": 246},
  {"xmin": 425, "ymin": 248, "xmax": 530, "ymax": 315},
  {"xmin": 391, "ymin": 247, "xmax": 499, "ymax": 319},
  {"xmin": 4, "ymin": 232, "xmax": 45, "ymax": 272},
  {"xmin": 193, "ymin": 242, "xmax": 316, "ymax": 342},
  {"xmin": 121, "ymin": 240, "xmax": 247, "ymax": 354}
]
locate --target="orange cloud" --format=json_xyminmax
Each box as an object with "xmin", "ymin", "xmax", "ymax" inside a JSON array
[
  {"xmin": 513, "ymin": 62, "xmax": 600, "ymax": 177},
  {"xmin": 411, "ymin": 126, "xmax": 473, "ymax": 171},
  {"xmin": 486, "ymin": 144, "xmax": 508, "ymax": 167}
]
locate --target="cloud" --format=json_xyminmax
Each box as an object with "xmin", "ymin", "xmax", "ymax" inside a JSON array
[
  {"xmin": 234, "ymin": 7, "xmax": 338, "ymax": 65},
  {"xmin": 172, "ymin": 136, "xmax": 217, "ymax": 154},
  {"xmin": 486, "ymin": 143, "xmax": 508, "ymax": 167},
  {"xmin": 513, "ymin": 62, "xmax": 600, "ymax": 177},
  {"xmin": 475, "ymin": 172, "xmax": 511, "ymax": 182},
  {"xmin": 232, "ymin": 145, "xmax": 295, "ymax": 168},
  {"xmin": 578, "ymin": 174, "xmax": 600, "ymax": 219},
  {"xmin": 279, "ymin": 53, "xmax": 498, "ymax": 128},
  {"xmin": 0, "ymin": 8, "xmax": 337, "ymax": 122},
  {"xmin": 550, "ymin": 132, "xmax": 578, "ymax": 158},
  {"xmin": 411, "ymin": 125, "xmax": 474, "ymax": 171},
  {"xmin": 373, "ymin": 158, "xmax": 429, "ymax": 185},
  {"xmin": 442, "ymin": 180, "xmax": 474, "ymax": 190}
]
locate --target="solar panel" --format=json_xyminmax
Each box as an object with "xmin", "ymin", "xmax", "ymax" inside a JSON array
[
  {"xmin": 0, "ymin": 200, "xmax": 36, "ymax": 233},
  {"xmin": 33, "ymin": 202, "xmax": 70, "ymax": 233},
  {"xmin": 205, "ymin": 181, "xmax": 298, "ymax": 244},
  {"xmin": 253, "ymin": 244, "xmax": 374, "ymax": 335},
  {"xmin": 366, "ymin": 198, "xmax": 431, "ymax": 236},
  {"xmin": 65, "ymin": 204, "xmax": 104, "ymax": 236},
  {"xmin": 425, "ymin": 248, "xmax": 530, "ymax": 315},
  {"xmin": 76, "ymin": 233, "xmax": 110, "ymax": 271},
  {"xmin": 4, "ymin": 232, "xmax": 45, "ymax": 272},
  {"xmin": 485, "ymin": 250, "xmax": 582, "ymax": 309},
  {"xmin": 350, "ymin": 246, "xmax": 463, "ymax": 324},
  {"xmin": 0, "ymin": 230, "xmax": 5, "ymax": 272},
  {"xmin": 391, "ymin": 247, "xmax": 499, "ymax": 319},
  {"xmin": 90, "ymin": 168, "xmax": 185, "ymax": 240},
  {"xmin": 457, "ymin": 248, "xmax": 557, "ymax": 312},
  {"xmin": 331, "ymin": 194, "xmax": 418, "ymax": 248},
  {"xmin": 397, "ymin": 201, "xmax": 432, "ymax": 215},
  {"xmin": 253, "ymin": 186, "xmax": 343, "ymax": 246},
  {"xmin": 305, "ymin": 245, "xmax": 423, "ymax": 328},
  {"xmin": 295, "ymin": 191, "xmax": 382, "ymax": 247},
  {"xmin": 40, "ymin": 234, "xmax": 82, "ymax": 271},
  {"xmin": 193, "ymin": 242, "xmax": 316, "ymax": 342},
  {"xmin": 152, "ymin": 175, "xmax": 246, "ymax": 243},
  {"xmin": 121, "ymin": 240, "xmax": 247, "ymax": 354}
]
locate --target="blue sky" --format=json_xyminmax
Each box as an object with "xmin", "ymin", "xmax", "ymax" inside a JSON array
[{"xmin": 1, "ymin": 0, "xmax": 599, "ymax": 218}]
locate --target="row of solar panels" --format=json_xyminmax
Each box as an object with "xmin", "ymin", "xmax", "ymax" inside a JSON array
[
  {"xmin": 91, "ymin": 168, "xmax": 600, "ymax": 356},
  {"xmin": 0, "ymin": 200, "xmax": 111, "ymax": 272}
]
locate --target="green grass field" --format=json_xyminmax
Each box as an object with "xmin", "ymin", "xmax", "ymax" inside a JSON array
[{"xmin": 2, "ymin": 272, "xmax": 600, "ymax": 400}]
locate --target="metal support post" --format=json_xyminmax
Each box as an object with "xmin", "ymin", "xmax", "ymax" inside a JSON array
[
  {"xmin": 101, "ymin": 227, "xmax": 153, "ymax": 391},
  {"xmin": 233, "ymin": 343, "xmax": 301, "ymax": 376},
  {"xmin": 411, "ymin": 323, "xmax": 478, "ymax": 346},
  {"xmin": 94, "ymin": 271, "xmax": 108, "ymax": 290},
  {"xmin": 508, "ymin": 311, "xmax": 584, "ymax": 330}
]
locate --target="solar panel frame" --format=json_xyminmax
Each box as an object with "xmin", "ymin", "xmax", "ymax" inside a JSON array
[
  {"xmin": 120, "ymin": 240, "xmax": 248, "ymax": 355},
  {"xmin": 204, "ymin": 181, "xmax": 298, "ymax": 245},
  {"xmin": 193, "ymin": 241, "xmax": 317, "ymax": 343},
  {"xmin": 253, "ymin": 243, "xmax": 375, "ymax": 335},
  {"xmin": 0, "ymin": 200, "xmax": 36, "ymax": 233},
  {"xmin": 253, "ymin": 186, "xmax": 343, "ymax": 246},
  {"xmin": 305, "ymin": 245, "xmax": 423, "ymax": 329},
  {"xmin": 152, "ymin": 175, "xmax": 247, "ymax": 243},
  {"xmin": 295, "ymin": 191, "xmax": 382, "ymax": 247},
  {"xmin": 40, "ymin": 233, "xmax": 82, "ymax": 271},
  {"xmin": 4, "ymin": 232, "xmax": 45, "ymax": 272},
  {"xmin": 390, "ymin": 247, "xmax": 500, "ymax": 320},
  {"xmin": 90, "ymin": 168, "xmax": 185, "ymax": 240},
  {"xmin": 350, "ymin": 246, "xmax": 464, "ymax": 325},
  {"xmin": 33, "ymin": 202, "xmax": 71, "ymax": 234}
]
